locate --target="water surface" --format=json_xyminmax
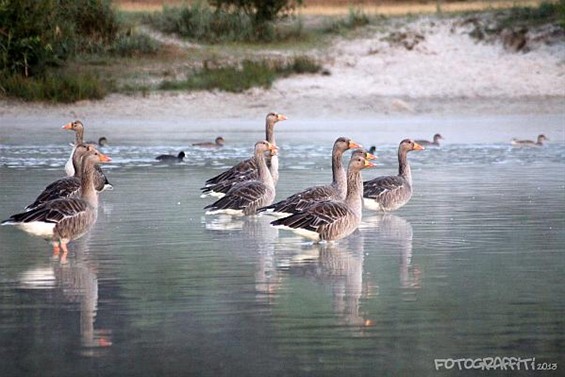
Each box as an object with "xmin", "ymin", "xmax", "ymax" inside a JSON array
[{"xmin": 0, "ymin": 117, "xmax": 564, "ymax": 376}]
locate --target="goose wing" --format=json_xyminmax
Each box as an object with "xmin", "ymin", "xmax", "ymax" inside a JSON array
[
  {"xmin": 363, "ymin": 176, "xmax": 407, "ymax": 199},
  {"xmin": 25, "ymin": 177, "xmax": 81, "ymax": 210},
  {"xmin": 271, "ymin": 200, "xmax": 349, "ymax": 233},
  {"xmin": 203, "ymin": 157, "xmax": 257, "ymax": 187},
  {"xmin": 204, "ymin": 181, "xmax": 267, "ymax": 212},
  {"xmin": 260, "ymin": 184, "xmax": 337, "ymax": 214},
  {"xmin": 8, "ymin": 198, "xmax": 89, "ymax": 224}
]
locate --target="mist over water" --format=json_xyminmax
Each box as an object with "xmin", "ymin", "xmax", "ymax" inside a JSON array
[{"xmin": 0, "ymin": 115, "xmax": 564, "ymax": 376}]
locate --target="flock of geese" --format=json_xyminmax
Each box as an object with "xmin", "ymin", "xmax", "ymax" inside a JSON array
[{"xmin": 1, "ymin": 112, "xmax": 549, "ymax": 261}]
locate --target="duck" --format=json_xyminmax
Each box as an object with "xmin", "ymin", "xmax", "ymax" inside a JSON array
[
  {"xmin": 156, "ymin": 151, "xmax": 186, "ymax": 162},
  {"xmin": 204, "ymin": 141, "xmax": 277, "ymax": 216},
  {"xmin": 363, "ymin": 139, "xmax": 424, "ymax": 212},
  {"xmin": 415, "ymin": 133, "xmax": 443, "ymax": 147},
  {"xmin": 200, "ymin": 112, "xmax": 287, "ymax": 197},
  {"xmin": 258, "ymin": 137, "xmax": 367, "ymax": 216},
  {"xmin": 2, "ymin": 147, "xmax": 111, "ymax": 262},
  {"xmin": 25, "ymin": 144, "xmax": 110, "ymax": 210},
  {"xmin": 271, "ymin": 153, "xmax": 374, "ymax": 242},
  {"xmin": 511, "ymin": 134, "xmax": 548, "ymax": 147},
  {"xmin": 192, "ymin": 136, "xmax": 225, "ymax": 148},
  {"xmin": 62, "ymin": 121, "xmax": 112, "ymax": 191},
  {"xmin": 368, "ymin": 146, "xmax": 376, "ymax": 154},
  {"xmin": 86, "ymin": 137, "xmax": 109, "ymax": 147}
]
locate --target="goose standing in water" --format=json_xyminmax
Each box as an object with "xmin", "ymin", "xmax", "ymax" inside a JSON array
[
  {"xmin": 363, "ymin": 139, "xmax": 424, "ymax": 212},
  {"xmin": 415, "ymin": 133, "xmax": 443, "ymax": 147},
  {"xmin": 200, "ymin": 112, "xmax": 287, "ymax": 197},
  {"xmin": 26, "ymin": 144, "xmax": 110, "ymax": 210},
  {"xmin": 2, "ymin": 148, "xmax": 111, "ymax": 262},
  {"xmin": 63, "ymin": 120, "xmax": 112, "ymax": 191},
  {"xmin": 511, "ymin": 134, "xmax": 549, "ymax": 147},
  {"xmin": 204, "ymin": 141, "xmax": 278, "ymax": 216},
  {"xmin": 192, "ymin": 136, "xmax": 225, "ymax": 148},
  {"xmin": 271, "ymin": 153, "xmax": 375, "ymax": 242},
  {"xmin": 258, "ymin": 137, "xmax": 367, "ymax": 216},
  {"xmin": 156, "ymin": 151, "xmax": 186, "ymax": 162}
]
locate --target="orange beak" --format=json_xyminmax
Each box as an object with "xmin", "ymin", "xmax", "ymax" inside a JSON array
[
  {"xmin": 364, "ymin": 160, "xmax": 376, "ymax": 168},
  {"xmin": 349, "ymin": 141, "xmax": 362, "ymax": 149},
  {"xmin": 365, "ymin": 152, "xmax": 377, "ymax": 160},
  {"xmin": 268, "ymin": 143, "xmax": 279, "ymax": 153},
  {"xmin": 413, "ymin": 142, "xmax": 425, "ymax": 151},
  {"xmin": 99, "ymin": 153, "xmax": 112, "ymax": 163},
  {"xmin": 277, "ymin": 114, "xmax": 288, "ymax": 121},
  {"xmin": 62, "ymin": 122, "xmax": 73, "ymax": 130}
]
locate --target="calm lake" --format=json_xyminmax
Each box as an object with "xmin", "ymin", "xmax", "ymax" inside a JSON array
[{"xmin": 0, "ymin": 114, "xmax": 564, "ymax": 376}]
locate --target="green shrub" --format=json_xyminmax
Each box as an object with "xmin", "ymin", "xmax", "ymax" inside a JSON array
[
  {"xmin": 0, "ymin": 69, "xmax": 110, "ymax": 103},
  {"xmin": 159, "ymin": 56, "xmax": 321, "ymax": 93}
]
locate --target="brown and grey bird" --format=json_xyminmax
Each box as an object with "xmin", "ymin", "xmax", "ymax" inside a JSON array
[
  {"xmin": 271, "ymin": 153, "xmax": 375, "ymax": 242},
  {"xmin": 26, "ymin": 144, "xmax": 110, "ymax": 210},
  {"xmin": 192, "ymin": 136, "xmax": 225, "ymax": 148},
  {"xmin": 363, "ymin": 139, "xmax": 424, "ymax": 212},
  {"xmin": 258, "ymin": 137, "xmax": 369, "ymax": 216},
  {"xmin": 415, "ymin": 133, "xmax": 443, "ymax": 147},
  {"xmin": 511, "ymin": 134, "xmax": 549, "ymax": 147},
  {"xmin": 62, "ymin": 120, "xmax": 112, "ymax": 191},
  {"xmin": 204, "ymin": 141, "xmax": 278, "ymax": 216},
  {"xmin": 156, "ymin": 151, "xmax": 186, "ymax": 162},
  {"xmin": 200, "ymin": 112, "xmax": 287, "ymax": 197},
  {"xmin": 2, "ymin": 147, "xmax": 112, "ymax": 262}
]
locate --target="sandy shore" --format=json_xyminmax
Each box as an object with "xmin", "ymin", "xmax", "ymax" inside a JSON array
[{"xmin": 1, "ymin": 15, "xmax": 563, "ymax": 127}]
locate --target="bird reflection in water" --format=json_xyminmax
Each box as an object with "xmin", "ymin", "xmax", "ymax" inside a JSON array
[
  {"xmin": 362, "ymin": 214, "xmax": 421, "ymax": 293},
  {"xmin": 274, "ymin": 234, "xmax": 376, "ymax": 332},
  {"xmin": 17, "ymin": 238, "xmax": 112, "ymax": 356}
]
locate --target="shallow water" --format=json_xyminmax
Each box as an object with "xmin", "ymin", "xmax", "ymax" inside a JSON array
[{"xmin": 0, "ymin": 118, "xmax": 564, "ymax": 376}]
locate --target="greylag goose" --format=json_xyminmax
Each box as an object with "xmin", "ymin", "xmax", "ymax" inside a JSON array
[
  {"xmin": 192, "ymin": 136, "xmax": 225, "ymax": 148},
  {"xmin": 511, "ymin": 134, "xmax": 548, "ymax": 147},
  {"xmin": 200, "ymin": 112, "xmax": 287, "ymax": 197},
  {"xmin": 258, "ymin": 137, "xmax": 367, "ymax": 216},
  {"xmin": 25, "ymin": 144, "xmax": 110, "ymax": 210},
  {"xmin": 271, "ymin": 153, "xmax": 375, "ymax": 242},
  {"xmin": 204, "ymin": 141, "xmax": 277, "ymax": 216},
  {"xmin": 156, "ymin": 151, "xmax": 186, "ymax": 162},
  {"xmin": 363, "ymin": 139, "xmax": 424, "ymax": 212},
  {"xmin": 415, "ymin": 133, "xmax": 444, "ymax": 147},
  {"xmin": 2, "ymin": 148, "xmax": 111, "ymax": 261},
  {"xmin": 63, "ymin": 121, "xmax": 112, "ymax": 191}
]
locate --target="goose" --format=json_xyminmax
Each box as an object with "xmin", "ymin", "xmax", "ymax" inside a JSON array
[
  {"xmin": 415, "ymin": 133, "xmax": 443, "ymax": 147},
  {"xmin": 204, "ymin": 141, "xmax": 277, "ymax": 216},
  {"xmin": 2, "ymin": 147, "xmax": 111, "ymax": 262},
  {"xmin": 511, "ymin": 134, "xmax": 548, "ymax": 147},
  {"xmin": 200, "ymin": 112, "xmax": 287, "ymax": 197},
  {"xmin": 63, "ymin": 120, "xmax": 85, "ymax": 177},
  {"xmin": 258, "ymin": 137, "xmax": 368, "ymax": 216},
  {"xmin": 25, "ymin": 144, "xmax": 110, "ymax": 210},
  {"xmin": 156, "ymin": 151, "xmax": 186, "ymax": 162},
  {"xmin": 271, "ymin": 153, "xmax": 374, "ymax": 242},
  {"xmin": 363, "ymin": 139, "xmax": 424, "ymax": 212},
  {"xmin": 192, "ymin": 136, "xmax": 225, "ymax": 148},
  {"xmin": 63, "ymin": 120, "xmax": 112, "ymax": 191}
]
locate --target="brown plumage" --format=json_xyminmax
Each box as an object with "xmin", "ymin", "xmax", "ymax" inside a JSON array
[
  {"xmin": 271, "ymin": 153, "xmax": 375, "ymax": 242},
  {"xmin": 2, "ymin": 147, "xmax": 112, "ymax": 261},
  {"xmin": 26, "ymin": 144, "xmax": 110, "ymax": 210},
  {"xmin": 415, "ymin": 133, "xmax": 444, "ymax": 147},
  {"xmin": 259, "ymin": 138, "xmax": 370, "ymax": 216},
  {"xmin": 204, "ymin": 141, "xmax": 278, "ymax": 216},
  {"xmin": 511, "ymin": 134, "xmax": 549, "ymax": 147},
  {"xmin": 192, "ymin": 136, "xmax": 225, "ymax": 148},
  {"xmin": 363, "ymin": 139, "xmax": 424, "ymax": 212},
  {"xmin": 200, "ymin": 112, "xmax": 287, "ymax": 197}
]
